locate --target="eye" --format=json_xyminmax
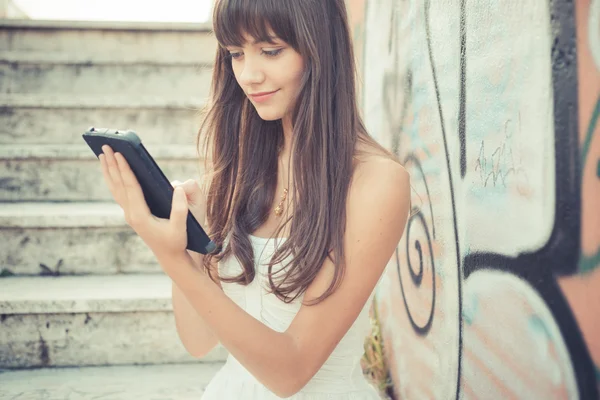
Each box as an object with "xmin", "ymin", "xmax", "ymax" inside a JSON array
[
  {"xmin": 229, "ymin": 51, "xmax": 243, "ymax": 60},
  {"xmin": 262, "ymin": 48, "xmax": 283, "ymax": 57}
]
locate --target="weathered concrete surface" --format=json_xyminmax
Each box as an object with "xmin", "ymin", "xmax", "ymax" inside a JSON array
[
  {"xmin": 0, "ymin": 275, "xmax": 227, "ymax": 368},
  {"xmin": 0, "ymin": 309, "xmax": 228, "ymax": 368},
  {"xmin": 0, "ymin": 226, "xmax": 158, "ymax": 276},
  {"xmin": 0, "ymin": 95, "xmax": 205, "ymax": 145},
  {"xmin": 0, "ymin": 201, "xmax": 147, "ymax": 228},
  {"xmin": 0, "ymin": 144, "xmax": 204, "ymax": 201},
  {"xmin": 0, "ymin": 19, "xmax": 225, "ymax": 380},
  {"xmin": 0, "ymin": 20, "xmax": 217, "ymax": 64},
  {"xmin": 0, "ymin": 362, "xmax": 223, "ymax": 399},
  {"xmin": 0, "ymin": 202, "xmax": 166, "ymax": 275},
  {"xmin": 0, "ymin": 202, "xmax": 163, "ymax": 276},
  {"xmin": 0, "ymin": 61, "xmax": 213, "ymax": 97},
  {"xmin": 0, "ymin": 274, "xmax": 175, "ymax": 314}
]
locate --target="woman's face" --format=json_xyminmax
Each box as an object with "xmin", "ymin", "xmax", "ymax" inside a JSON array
[{"xmin": 227, "ymin": 33, "xmax": 305, "ymax": 122}]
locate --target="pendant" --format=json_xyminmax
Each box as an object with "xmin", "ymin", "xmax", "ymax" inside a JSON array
[{"xmin": 274, "ymin": 188, "xmax": 289, "ymax": 217}]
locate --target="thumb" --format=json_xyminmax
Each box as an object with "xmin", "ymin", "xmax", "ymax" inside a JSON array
[
  {"xmin": 182, "ymin": 179, "xmax": 200, "ymax": 195},
  {"xmin": 170, "ymin": 186, "xmax": 189, "ymax": 231},
  {"xmin": 180, "ymin": 179, "xmax": 203, "ymax": 207}
]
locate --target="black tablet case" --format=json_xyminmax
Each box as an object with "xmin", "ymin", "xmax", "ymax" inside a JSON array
[{"xmin": 82, "ymin": 127, "xmax": 217, "ymax": 255}]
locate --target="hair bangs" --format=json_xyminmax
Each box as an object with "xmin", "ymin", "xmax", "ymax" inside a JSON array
[{"xmin": 213, "ymin": 0, "xmax": 298, "ymax": 49}]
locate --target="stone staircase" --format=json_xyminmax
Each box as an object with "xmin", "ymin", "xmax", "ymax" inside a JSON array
[{"xmin": 0, "ymin": 19, "xmax": 227, "ymax": 398}]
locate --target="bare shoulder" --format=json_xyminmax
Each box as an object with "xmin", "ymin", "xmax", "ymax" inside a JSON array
[
  {"xmin": 344, "ymin": 153, "xmax": 411, "ymax": 242},
  {"xmin": 350, "ymin": 154, "xmax": 410, "ymax": 204}
]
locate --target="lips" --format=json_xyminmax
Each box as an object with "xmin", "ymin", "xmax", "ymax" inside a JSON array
[{"xmin": 249, "ymin": 90, "xmax": 279, "ymax": 103}]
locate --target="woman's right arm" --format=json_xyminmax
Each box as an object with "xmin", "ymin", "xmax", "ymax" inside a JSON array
[
  {"xmin": 169, "ymin": 177, "xmax": 221, "ymax": 357},
  {"xmin": 172, "ymin": 251, "xmax": 222, "ymax": 358}
]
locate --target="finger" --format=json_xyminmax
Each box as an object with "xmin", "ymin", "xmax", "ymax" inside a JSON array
[
  {"xmin": 98, "ymin": 154, "xmax": 116, "ymax": 195},
  {"xmin": 170, "ymin": 186, "xmax": 189, "ymax": 234},
  {"xmin": 114, "ymin": 152, "xmax": 152, "ymax": 218},
  {"xmin": 102, "ymin": 145, "xmax": 126, "ymax": 195},
  {"xmin": 101, "ymin": 145, "xmax": 128, "ymax": 207}
]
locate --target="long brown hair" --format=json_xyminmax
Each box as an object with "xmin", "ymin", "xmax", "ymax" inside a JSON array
[{"xmin": 198, "ymin": 0, "xmax": 395, "ymax": 305}]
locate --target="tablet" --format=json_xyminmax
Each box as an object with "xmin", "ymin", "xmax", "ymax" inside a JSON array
[{"xmin": 82, "ymin": 127, "xmax": 217, "ymax": 255}]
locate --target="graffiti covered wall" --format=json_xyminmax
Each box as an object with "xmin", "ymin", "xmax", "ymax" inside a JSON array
[{"xmin": 358, "ymin": 0, "xmax": 600, "ymax": 398}]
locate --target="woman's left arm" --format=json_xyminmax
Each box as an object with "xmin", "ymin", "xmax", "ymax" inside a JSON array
[
  {"xmin": 162, "ymin": 159, "xmax": 411, "ymax": 397},
  {"xmin": 99, "ymin": 146, "xmax": 409, "ymax": 398}
]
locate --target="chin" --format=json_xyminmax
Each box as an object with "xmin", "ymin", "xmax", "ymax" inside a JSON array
[{"xmin": 254, "ymin": 108, "xmax": 285, "ymax": 121}]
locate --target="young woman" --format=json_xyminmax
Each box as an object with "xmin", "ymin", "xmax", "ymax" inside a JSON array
[{"xmin": 98, "ymin": 0, "xmax": 410, "ymax": 398}]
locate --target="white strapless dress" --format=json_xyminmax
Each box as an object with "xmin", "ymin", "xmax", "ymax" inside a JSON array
[{"xmin": 201, "ymin": 235, "xmax": 381, "ymax": 400}]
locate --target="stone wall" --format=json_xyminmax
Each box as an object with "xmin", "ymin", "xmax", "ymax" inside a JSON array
[{"xmin": 354, "ymin": 0, "xmax": 600, "ymax": 398}]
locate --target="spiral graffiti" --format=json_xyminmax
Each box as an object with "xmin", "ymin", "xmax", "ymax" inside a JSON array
[{"xmin": 396, "ymin": 156, "xmax": 436, "ymax": 336}]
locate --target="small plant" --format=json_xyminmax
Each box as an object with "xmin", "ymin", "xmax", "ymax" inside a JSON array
[
  {"xmin": 0, "ymin": 268, "xmax": 15, "ymax": 277},
  {"xmin": 361, "ymin": 296, "xmax": 395, "ymax": 399}
]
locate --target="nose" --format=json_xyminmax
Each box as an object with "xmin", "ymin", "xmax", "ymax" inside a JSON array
[{"xmin": 237, "ymin": 56, "xmax": 265, "ymax": 87}]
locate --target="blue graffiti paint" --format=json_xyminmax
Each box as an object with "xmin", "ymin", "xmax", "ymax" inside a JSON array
[
  {"xmin": 462, "ymin": 293, "xmax": 478, "ymax": 325},
  {"xmin": 528, "ymin": 315, "xmax": 553, "ymax": 341}
]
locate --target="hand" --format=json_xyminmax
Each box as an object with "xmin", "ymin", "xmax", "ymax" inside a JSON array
[
  {"xmin": 170, "ymin": 178, "xmax": 207, "ymax": 227},
  {"xmin": 99, "ymin": 145, "xmax": 189, "ymax": 260}
]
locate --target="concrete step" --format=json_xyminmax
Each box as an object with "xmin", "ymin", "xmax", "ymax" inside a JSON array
[
  {"xmin": 1, "ymin": 50, "xmax": 213, "ymax": 66},
  {"xmin": 0, "ymin": 274, "xmax": 228, "ymax": 368},
  {"xmin": 0, "ymin": 19, "xmax": 217, "ymax": 64},
  {"xmin": 0, "ymin": 202, "xmax": 162, "ymax": 276},
  {"xmin": 0, "ymin": 363, "xmax": 223, "ymax": 400},
  {"xmin": 0, "ymin": 53, "xmax": 213, "ymax": 96},
  {"xmin": 0, "ymin": 94, "xmax": 206, "ymax": 145},
  {"xmin": 0, "ymin": 144, "xmax": 205, "ymax": 201}
]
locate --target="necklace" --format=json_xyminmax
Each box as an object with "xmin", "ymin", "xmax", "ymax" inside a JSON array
[{"xmin": 274, "ymin": 188, "xmax": 289, "ymax": 217}]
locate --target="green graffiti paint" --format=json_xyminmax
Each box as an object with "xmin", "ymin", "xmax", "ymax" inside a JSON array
[
  {"xmin": 579, "ymin": 251, "xmax": 600, "ymax": 274},
  {"xmin": 581, "ymin": 97, "xmax": 600, "ymax": 165},
  {"xmin": 578, "ymin": 97, "xmax": 600, "ymax": 274}
]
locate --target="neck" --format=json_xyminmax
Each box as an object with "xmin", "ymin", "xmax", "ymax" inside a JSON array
[
  {"xmin": 279, "ymin": 115, "xmax": 294, "ymax": 189},
  {"xmin": 281, "ymin": 115, "xmax": 293, "ymax": 163}
]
